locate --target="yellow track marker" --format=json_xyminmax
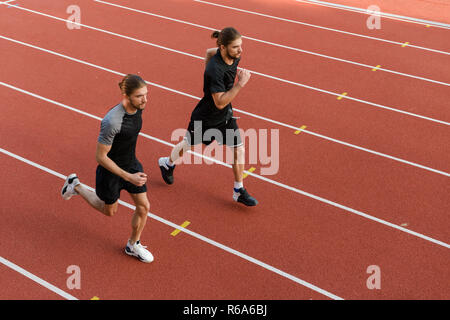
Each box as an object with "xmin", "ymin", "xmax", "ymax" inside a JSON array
[
  {"xmin": 401, "ymin": 42, "xmax": 409, "ymax": 47},
  {"xmin": 426, "ymin": 24, "xmax": 430, "ymax": 28},
  {"xmin": 91, "ymin": 296, "xmax": 100, "ymax": 300},
  {"xmin": 242, "ymin": 167, "xmax": 256, "ymax": 179},
  {"xmin": 337, "ymin": 92, "xmax": 347, "ymax": 100},
  {"xmin": 295, "ymin": 125, "xmax": 307, "ymax": 134},
  {"xmin": 171, "ymin": 221, "xmax": 190, "ymax": 236},
  {"xmin": 372, "ymin": 65, "xmax": 381, "ymax": 71}
]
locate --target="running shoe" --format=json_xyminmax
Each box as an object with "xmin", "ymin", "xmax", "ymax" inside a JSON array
[
  {"xmin": 158, "ymin": 157, "xmax": 175, "ymax": 185},
  {"xmin": 233, "ymin": 188, "xmax": 258, "ymax": 206},
  {"xmin": 125, "ymin": 240, "xmax": 154, "ymax": 263},
  {"xmin": 61, "ymin": 173, "xmax": 80, "ymax": 200}
]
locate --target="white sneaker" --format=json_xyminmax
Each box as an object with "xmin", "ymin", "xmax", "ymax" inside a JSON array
[
  {"xmin": 125, "ymin": 240, "xmax": 154, "ymax": 263},
  {"xmin": 61, "ymin": 173, "xmax": 80, "ymax": 200}
]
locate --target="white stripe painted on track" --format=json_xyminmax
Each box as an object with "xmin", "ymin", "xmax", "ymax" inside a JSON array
[
  {"xmin": 1, "ymin": 81, "xmax": 449, "ymax": 251},
  {"xmin": 0, "ymin": 147, "xmax": 343, "ymax": 300},
  {"xmin": 295, "ymin": 0, "xmax": 450, "ymax": 29},
  {"xmin": 0, "ymin": 37, "xmax": 449, "ymax": 177},
  {"xmin": 0, "ymin": 256, "xmax": 78, "ymax": 300},
  {"xmin": 93, "ymin": 0, "xmax": 450, "ymax": 86},
  {"xmin": 1, "ymin": 4, "xmax": 450, "ymax": 125},
  {"xmin": 194, "ymin": 0, "xmax": 450, "ymax": 53},
  {"xmin": 1, "ymin": 0, "xmax": 17, "ymax": 5}
]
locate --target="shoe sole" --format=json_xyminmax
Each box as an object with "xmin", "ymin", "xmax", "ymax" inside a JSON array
[
  {"xmin": 125, "ymin": 247, "xmax": 154, "ymax": 263},
  {"xmin": 237, "ymin": 198, "xmax": 258, "ymax": 206},
  {"xmin": 158, "ymin": 158, "xmax": 174, "ymax": 185},
  {"xmin": 61, "ymin": 174, "xmax": 78, "ymax": 200},
  {"xmin": 236, "ymin": 192, "xmax": 258, "ymax": 206},
  {"xmin": 159, "ymin": 166, "xmax": 174, "ymax": 185}
]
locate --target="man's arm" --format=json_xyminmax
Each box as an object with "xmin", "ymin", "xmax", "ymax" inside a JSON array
[
  {"xmin": 211, "ymin": 69, "xmax": 251, "ymax": 109},
  {"xmin": 96, "ymin": 142, "xmax": 147, "ymax": 187},
  {"xmin": 205, "ymin": 47, "xmax": 217, "ymax": 66}
]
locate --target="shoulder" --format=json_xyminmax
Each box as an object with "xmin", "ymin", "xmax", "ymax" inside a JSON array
[
  {"xmin": 103, "ymin": 104, "xmax": 124, "ymax": 121},
  {"xmin": 206, "ymin": 55, "xmax": 225, "ymax": 77},
  {"xmin": 101, "ymin": 104, "xmax": 124, "ymax": 131},
  {"xmin": 98, "ymin": 105, "xmax": 124, "ymax": 145}
]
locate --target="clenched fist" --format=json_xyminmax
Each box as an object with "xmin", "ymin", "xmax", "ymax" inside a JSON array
[
  {"xmin": 128, "ymin": 172, "xmax": 147, "ymax": 187},
  {"xmin": 237, "ymin": 68, "xmax": 251, "ymax": 88}
]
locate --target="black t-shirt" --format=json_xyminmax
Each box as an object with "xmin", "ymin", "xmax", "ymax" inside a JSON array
[
  {"xmin": 98, "ymin": 103, "xmax": 142, "ymax": 169},
  {"xmin": 190, "ymin": 49, "xmax": 240, "ymax": 126}
]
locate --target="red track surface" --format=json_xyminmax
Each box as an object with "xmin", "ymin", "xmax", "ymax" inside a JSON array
[
  {"xmin": 305, "ymin": 0, "xmax": 450, "ymax": 24},
  {"xmin": 0, "ymin": 0, "xmax": 449, "ymax": 300}
]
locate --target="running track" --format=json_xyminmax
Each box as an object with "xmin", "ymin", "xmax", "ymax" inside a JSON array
[{"xmin": 0, "ymin": 0, "xmax": 449, "ymax": 300}]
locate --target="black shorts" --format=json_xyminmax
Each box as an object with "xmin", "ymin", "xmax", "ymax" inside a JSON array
[
  {"xmin": 95, "ymin": 160, "xmax": 147, "ymax": 205},
  {"xmin": 185, "ymin": 118, "xmax": 243, "ymax": 148}
]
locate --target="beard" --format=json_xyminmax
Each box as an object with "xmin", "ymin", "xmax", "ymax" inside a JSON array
[
  {"xmin": 129, "ymin": 99, "xmax": 146, "ymax": 110},
  {"xmin": 225, "ymin": 48, "xmax": 241, "ymax": 61}
]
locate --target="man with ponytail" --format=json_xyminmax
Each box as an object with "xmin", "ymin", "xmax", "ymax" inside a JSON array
[
  {"xmin": 61, "ymin": 74, "xmax": 154, "ymax": 263},
  {"xmin": 158, "ymin": 27, "xmax": 258, "ymax": 206}
]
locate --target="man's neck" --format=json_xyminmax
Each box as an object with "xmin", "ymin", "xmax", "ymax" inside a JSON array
[
  {"xmin": 122, "ymin": 99, "xmax": 137, "ymax": 114},
  {"xmin": 220, "ymin": 50, "xmax": 234, "ymax": 66}
]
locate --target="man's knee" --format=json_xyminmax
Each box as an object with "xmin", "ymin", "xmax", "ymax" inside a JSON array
[
  {"xmin": 171, "ymin": 139, "xmax": 190, "ymax": 161},
  {"xmin": 136, "ymin": 199, "xmax": 150, "ymax": 215},
  {"xmin": 103, "ymin": 203, "xmax": 118, "ymax": 217},
  {"xmin": 234, "ymin": 145, "xmax": 245, "ymax": 163}
]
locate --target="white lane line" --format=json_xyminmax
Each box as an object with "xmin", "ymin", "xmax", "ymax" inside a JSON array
[
  {"xmin": 0, "ymin": 37, "xmax": 449, "ymax": 177},
  {"xmin": 295, "ymin": 0, "xmax": 450, "ymax": 29},
  {"xmin": 1, "ymin": 0, "xmax": 17, "ymax": 5},
  {"xmin": 93, "ymin": 0, "xmax": 450, "ymax": 87},
  {"xmin": 194, "ymin": 0, "xmax": 450, "ymax": 54},
  {"xmin": 1, "ymin": 81, "xmax": 449, "ymax": 251},
  {"xmin": 0, "ymin": 256, "xmax": 78, "ymax": 300},
  {"xmin": 0, "ymin": 148, "xmax": 343, "ymax": 300}
]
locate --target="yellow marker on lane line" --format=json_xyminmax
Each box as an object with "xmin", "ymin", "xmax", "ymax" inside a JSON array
[
  {"xmin": 372, "ymin": 65, "xmax": 381, "ymax": 71},
  {"xmin": 91, "ymin": 296, "xmax": 100, "ymax": 300},
  {"xmin": 171, "ymin": 221, "xmax": 190, "ymax": 236},
  {"xmin": 337, "ymin": 92, "xmax": 347, "ymax": 100},
  {"xmin": 401, "ymin": 42, "xmax": 410, "ymax": 47},
  {"xmin": 295, "ymin": 125, "xmax": 307, "ymax": 134},
  {"xmin": 243, "ymin": 167, "xmax": 256, "ymax": 179}
]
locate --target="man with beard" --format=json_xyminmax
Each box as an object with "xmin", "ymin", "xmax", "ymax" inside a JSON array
[
  {"xmin": 158, "ymin": 27, "xmax": 258, "ymax": 206},
  {"xmin": 61, "ymin": 74, "xmax": 154, "ymax": 263}
]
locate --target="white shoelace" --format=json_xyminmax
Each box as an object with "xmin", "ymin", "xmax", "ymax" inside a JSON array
[{"xmin": 136, "ymin": 243, "xmax": 147, "ymax": 250}]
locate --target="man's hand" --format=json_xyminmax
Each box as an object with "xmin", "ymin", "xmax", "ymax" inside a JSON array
[
  {"xmin": 127, "ymin": 172, "xmax": 147, "ymax": 187},
  {"xmin": 97, "ymin": 143, "xmax": 148, "ymax": 186},
  {"xmin": 211, "ymin": 69, "xmax": 251, "ymax": 109},
  {"xmin": 237, "ymin": 69, "xmax": 251, "ymax": 88}
]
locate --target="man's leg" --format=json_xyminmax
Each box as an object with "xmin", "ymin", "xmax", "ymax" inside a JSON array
[
  {"xmin": 62, "ymin": 173, "xmax": 119, "ymax": 216},
  {"xmin": 128, "ymin": 192, "xmax": 150, "ymax": 244},
  {"xmin": 170, "ymin": 139, "xmax": 191, "ymax": 164},
  {"xmin": 159, "ymin": 119, "xmax": 203, "ymax": 184},
  {"xmin": 224, "ymin": 120, "xmax": 257, "ymax": 206},
  {"xmin": 159, "ymin": 139, "xmax": 193, "ymax": 185},
  {"xmin": 125, "ymin": 192, "xmax": 154, "ymax": 263},
  {"xmin": 232, "ymin": 144, "xmax": 245, "ymax": 183},
  {"xmin": 230, "ymin": 146, "xmax": 257, "ymax": 206},
  {"xmin": 74, "ymin": 184, "xmax": 118, "ymax": 217}
]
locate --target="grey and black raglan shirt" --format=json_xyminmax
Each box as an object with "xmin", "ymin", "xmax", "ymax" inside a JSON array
[{"xmin": 98, "ymin": 103, "xmax": 142, "ymax": 169}]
